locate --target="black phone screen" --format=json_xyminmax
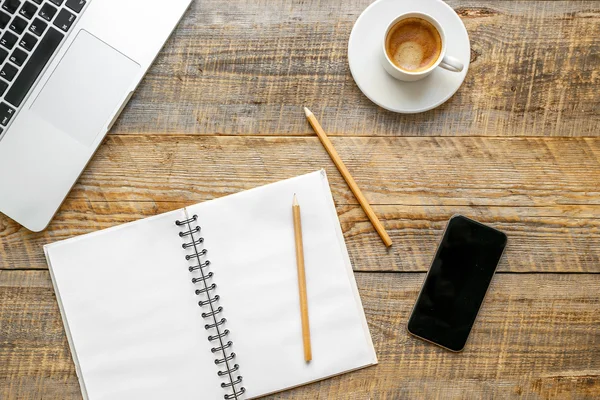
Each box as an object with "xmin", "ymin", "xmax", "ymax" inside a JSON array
[{"xmin": 407, "ymin": 215, "xmax": 507, "ymax": 351}]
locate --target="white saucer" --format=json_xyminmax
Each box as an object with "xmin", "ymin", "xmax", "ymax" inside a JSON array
[{"xmin": 348, "ymin": 0, "xmax": 470, "ymax": 113}]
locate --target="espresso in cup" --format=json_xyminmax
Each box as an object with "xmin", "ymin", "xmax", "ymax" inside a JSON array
[{"xmin": 385, "ymin": 17, "xmax": 442, "ymax": 73}]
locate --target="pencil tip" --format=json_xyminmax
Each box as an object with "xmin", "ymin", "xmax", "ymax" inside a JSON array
[
  {"xmin": 293, "ymin": 193, "xmax": 298, "ymax": 205},
  {"xmin": 303, "ymin": 107, "xmax": 312, "ymax": 117}
]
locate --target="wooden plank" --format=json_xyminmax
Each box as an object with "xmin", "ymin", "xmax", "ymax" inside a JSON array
[
  {"xmin": 110, "ymin": 0, "xmax": 600, "ymax": 137},
  {"xmin": 1, "ymin": 271, "xmax": 598, "ymax": 399},
  {"xmin": 62, "ymin": 136, "xmax": 600, "ymax": 206},
  {"xmin": 1, "ymin": 200, "xmax": 599, "ymax": 273}
]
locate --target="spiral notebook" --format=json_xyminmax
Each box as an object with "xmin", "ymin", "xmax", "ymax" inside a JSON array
[{"xmin": 44, "ymin": 170, "xmax": 377, "ymax": 400}]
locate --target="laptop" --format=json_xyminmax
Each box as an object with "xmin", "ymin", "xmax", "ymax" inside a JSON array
[{"xmin": 0, "ymin": 0, "xmax": 192, "ymax": 231}]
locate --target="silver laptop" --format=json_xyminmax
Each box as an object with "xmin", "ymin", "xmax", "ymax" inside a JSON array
[{"xmin": 0, "ymin": 0, "xmax": 192, "ymax": 231}]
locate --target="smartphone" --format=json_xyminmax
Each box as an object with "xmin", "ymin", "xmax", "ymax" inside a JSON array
[{"xmin": 407, "ymin": 215, "xmax": 508, "ymax": 352}]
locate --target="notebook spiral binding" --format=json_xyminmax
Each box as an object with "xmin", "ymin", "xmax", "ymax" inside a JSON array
[{"xmin": 176, "ymin": 215, "xmax": 246, "ymax": 400}]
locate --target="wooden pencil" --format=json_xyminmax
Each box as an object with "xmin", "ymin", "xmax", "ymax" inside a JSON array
[
  {"xmin": 292, "ymin": 194, "xmax": 312, "ymax": 362},
  {"xmin": 303, "ymin": 107, "xmax": 393, "ymax": 247}
]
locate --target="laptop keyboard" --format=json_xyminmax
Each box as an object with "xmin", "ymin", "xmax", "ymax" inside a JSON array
[{"xmin": 0, "ymin": 0, "xmax": 87, "ymax": 132}]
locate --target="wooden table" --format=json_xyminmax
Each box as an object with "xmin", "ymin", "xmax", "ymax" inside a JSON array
[{"xmin": 1, "ymin": 1, "xmax": 599, "ymax": 398}]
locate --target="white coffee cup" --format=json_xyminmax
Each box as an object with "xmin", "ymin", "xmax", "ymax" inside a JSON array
[{"xmin": 381, "ymin": 12, "xmax": 464, "ymax": 82}]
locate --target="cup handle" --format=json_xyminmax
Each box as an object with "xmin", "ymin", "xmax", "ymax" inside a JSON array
[{"xmin": 439, "ymin": 55, "xmax": 464, "ymax": 73}]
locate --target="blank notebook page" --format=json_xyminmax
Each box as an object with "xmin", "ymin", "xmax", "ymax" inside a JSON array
[
  {"xmin": 45, "ymin": 210, "xmax": 224, "ymax": 400},
  {"xmin": 185, "ymin": 170, "xmax": 377, "ymax": 398}
]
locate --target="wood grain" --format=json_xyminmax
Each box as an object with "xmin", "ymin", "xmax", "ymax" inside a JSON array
[
  {"xmin": 31, "ymin": 136, "xmax": 600, "ymax": 207},
  {"xmin": 109, "ymin": 0, "xmax": 600, "ymax": 137},
  {"xmin": 1, "ymin": 200, "xmax": 599, "ymax": 273},
  {"xmin": 1, "ymin": 271, "xmax": 598, "ymax": 399},
  {"xmin": 1, "ymin": 136, "xmax": 598, "ymax": 273}
]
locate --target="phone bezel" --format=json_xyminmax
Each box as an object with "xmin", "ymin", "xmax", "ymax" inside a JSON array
[{"xmin": 406, "ymin": 214, "xmax": 508, "ymax": 352}]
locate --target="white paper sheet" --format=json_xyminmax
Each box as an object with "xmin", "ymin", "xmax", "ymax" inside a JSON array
[
  {"xmin": 185, "ymin": 170, "xmax": 377, "ymax": 398},
  {"xmin": 45, "ymin": 171, "xmax": 377, "ymax": 400},
  {"xmin": 45, "ymin": 210, "xmax": 224, "ymax": 400}
]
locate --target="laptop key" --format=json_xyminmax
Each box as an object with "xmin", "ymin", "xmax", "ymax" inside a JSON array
[
  {"xmin": 6, "ymin": 27, "xmax": 64, "ymax": 107},
  {"xmin": 53, "ymin": 8, "xmax": 74, "ymax": 32},
  {"xmin": 38, "ymin": 3, "xmax": 56, "ymax": 21},
  {"xmin": 0, "ymin": 80, "xmax": 6, "ymax": 96},
  {"xmin": 19, "ymin": 1, "xmax": 37, "ymax": 19},
  {"xmin": 65, "ymin": 0, "xmax": 84, "ymax": 13},
  {"xmin": 29, "ymin": 16, "xmax": 46, "ymax": 35},
  {"xmin": 0, "ymin": 31, "xmax": 18, "ymax": 49},
  {"xmin": 19, "ymin": 32, "xmax": 37, "ymax": 50},
  {"xmin": 10, "ymin": 15, "xmax": 27, "ymax": 34},
  {"xmin": 0, "ymin": 48, "xmax": 7, "ymax": 63},
  {"xmin": 0, "ymin": 102, "xmax": 16, "ymax": 126},
  {"xmin": 49, "ymin": 0, "xmax": 63, "ymax": 5},
  {"xmin": 1, "ymin": 62, "xmax": 17, "ymax": 81},
  {"xmin": 2, "ymin": 0, "xmax": 21, "ymax": 14},
  {"xmin": 0, "ymin": 11, "xmax": 9, "ymax": 28},
  {"xmin": 10, "ymin": 47, "xmax": 26, "ymax": 66}
]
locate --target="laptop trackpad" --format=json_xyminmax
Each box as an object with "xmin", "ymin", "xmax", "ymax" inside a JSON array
[{"xmin": 31, "ymin": 30, "xmax": 140, "ymax": 147}]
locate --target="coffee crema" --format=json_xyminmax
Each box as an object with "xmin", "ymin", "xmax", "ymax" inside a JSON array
[{"xmin": 385, "ymin": 17, "xmax": 442, "ymax": 73}]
